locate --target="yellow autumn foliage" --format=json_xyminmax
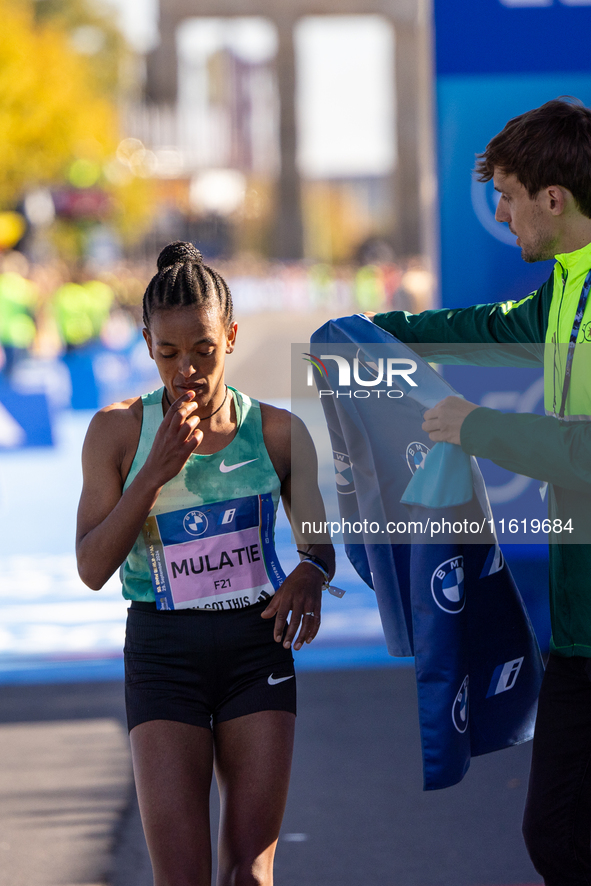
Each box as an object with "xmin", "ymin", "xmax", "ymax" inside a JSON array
[
  {"xmin": 0, "ymin": 0, "xmax": 115, "ymax": 202},
  {"xmin": 0, "ymin": 0, "xmax": 153, "ymax": 243}
]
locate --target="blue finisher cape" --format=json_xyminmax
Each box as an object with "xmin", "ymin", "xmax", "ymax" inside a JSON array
[{"xmin": 310, "ymin": 315, "xmax": 543, "ymax": 790}]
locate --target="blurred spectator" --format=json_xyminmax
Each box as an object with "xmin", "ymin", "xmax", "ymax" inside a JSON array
[
  {"xmin": 0, "ymin": 252, "xmax": 38, "ymax": 374},
  {"xmin": 53, "ymin": 278, "xmax": 113, "ymax": 349},
  {"xmin": 0, "ymin": 250, "xmax": 435, "ymax": 382},
  {"xmin": 354, "ymin": 265, "xmax": 386, "ymax": 312}
]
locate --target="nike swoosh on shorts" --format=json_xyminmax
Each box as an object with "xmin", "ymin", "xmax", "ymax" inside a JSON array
[
  {"xmin": 219, "ymin": 458, "xmax": 259, "ymax": 473},
  {"xmin": 268, "ymin": 674, "xmax": 294, "ymax": 685}
]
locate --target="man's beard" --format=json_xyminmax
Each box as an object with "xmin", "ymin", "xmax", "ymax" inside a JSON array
[
  {"xmin": 521, "ymin": 232, "xmax": 558, "ymax": 263},
  {"xmin": 518, "ymin": 208, "xmax": 558, "ymax": 263}
]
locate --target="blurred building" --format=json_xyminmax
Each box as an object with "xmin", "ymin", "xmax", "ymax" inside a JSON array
[{"xmin": 122, "ymin": 0, "xmax": 434, "ymax": 265}]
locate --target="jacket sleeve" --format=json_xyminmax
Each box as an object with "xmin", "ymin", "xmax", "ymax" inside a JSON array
[
  {"xmin": 461, "ymin": 407, "xmax": 591, "ymax": 492},
  {"xmin": 373, "ymin": 275, "xmax": 553, "ymax": 346}
]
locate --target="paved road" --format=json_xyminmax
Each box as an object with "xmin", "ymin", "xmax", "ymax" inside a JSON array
[
  {"xmin": 0, "ymin": 719, "xmax": 130, "ymax": 886},
  {"xmin": 0, "ymin": 670, "xmax": 541, "ymax": 886}
]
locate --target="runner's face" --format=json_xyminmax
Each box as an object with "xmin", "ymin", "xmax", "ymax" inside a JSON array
[
  {"xmin": 143, "ymin": 305, "xmax": 237, "ymax": 409},
  {"xmin": 493, "ymin": 169, "xmax": 558, "ymax": 262}
]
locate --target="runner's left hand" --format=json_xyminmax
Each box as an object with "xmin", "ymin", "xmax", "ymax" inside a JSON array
[{"xmin": 261, "ymin": 563, "xmax": 323, "ymax": 651}]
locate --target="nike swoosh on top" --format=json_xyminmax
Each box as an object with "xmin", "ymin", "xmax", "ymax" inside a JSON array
[
  {"xmin": 268, "ymin": 674, "xmax": 294, "ymax": 686},
  {"xmin": 219, "ymin": 458, "xmax": 258, "ymax": 473}
]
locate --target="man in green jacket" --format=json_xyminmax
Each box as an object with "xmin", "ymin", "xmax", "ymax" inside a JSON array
[{"xmin": 371, "ymin": 98, "xmax": 591, "ymax": 885}]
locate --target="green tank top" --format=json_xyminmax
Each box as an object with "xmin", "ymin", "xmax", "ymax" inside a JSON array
[{"xmin": 120, "ymin": 386, "xmax": 285, "ymax": 609}]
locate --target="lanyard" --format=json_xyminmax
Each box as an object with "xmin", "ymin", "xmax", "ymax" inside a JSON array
[{"xmin": 558, "ymin": 268, "xmax": 591, "ymax": 419}]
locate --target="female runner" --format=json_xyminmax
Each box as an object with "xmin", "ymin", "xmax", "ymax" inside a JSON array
[{"xmin": 76, "ymin": 241, "xmax": 334, "ymax": 886}]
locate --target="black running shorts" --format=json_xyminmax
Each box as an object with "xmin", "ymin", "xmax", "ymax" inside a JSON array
[{"xmin": 124, "ymin": 600, "xmax": 296, "ymax": 733}]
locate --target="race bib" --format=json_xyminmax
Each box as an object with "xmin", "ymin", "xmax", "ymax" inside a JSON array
[{"xmin": 142, "ymin": 493, "xmax": 285, "ymax": 610}]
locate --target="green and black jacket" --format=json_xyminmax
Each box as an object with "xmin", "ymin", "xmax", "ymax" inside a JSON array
[{"xmin": 374, "ymin": 241, "xmax": 591, "ymax": 657}]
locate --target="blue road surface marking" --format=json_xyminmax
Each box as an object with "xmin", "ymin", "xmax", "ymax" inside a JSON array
[
  {"xmin": 0, "ymin": 648, "xmax": 414, "ymax": 686},
  {"xmin": 294, "ymin": 647, "xmax": 413, "ymax": 672},
  {"xmin": 0, "ymin": 656, "xmax": 126, "ymax": 685}
]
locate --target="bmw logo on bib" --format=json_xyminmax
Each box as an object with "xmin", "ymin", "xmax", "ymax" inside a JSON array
[
  {"xmin": 406, "ymin": 441, "xmax": 430, "ymax": 475},
  {"xmin": 452, "ymin": 676, "xmax": 469, "ymax": 734},
  {"xmin": 333, "ymin": 451, "xmax": 355, "ymax": 494},
  {"xmin": 183, "ymin": 510, "xmax": 208, "ymax": 537},
  {"xmin": 431, "ymin": 556, "xmax": 465, "ymax": 613}
]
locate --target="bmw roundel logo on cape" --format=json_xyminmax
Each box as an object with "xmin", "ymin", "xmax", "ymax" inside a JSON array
[
  {"xmin": 452, "ymin": 675, "xmax": 469, "ymax": 734},
  {"xmin": 333, "ymin": 451, "xmax": 355, "ymax": 494},
  {"xmin": 406, "ymin": 441, "xmax": 430, "ymax": 474},
  {"xmin": 431, "ymin": 556, "xmax": 465, "ymax": 613}
]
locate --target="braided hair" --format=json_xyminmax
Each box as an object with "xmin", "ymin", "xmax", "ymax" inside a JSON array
[{"xmin": 143, "ymin": 242, "xmax": 234, "ymax": 329}]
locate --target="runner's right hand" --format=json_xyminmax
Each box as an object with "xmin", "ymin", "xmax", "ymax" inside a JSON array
[{"xmin": 143, "ymin": 391, "xmax": 202, "ymax": 486}]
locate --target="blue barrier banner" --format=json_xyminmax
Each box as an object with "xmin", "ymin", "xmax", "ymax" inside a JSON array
[
  {"xmin": 62, "ymin": 335, "xmax": 159, "ymax": 410},
  {"xmin": 434, "ymin": 0, "xmax": 591, "ymax": 310},
  {"xmin": 2, "ymin": 336, "xmax": 159, "ymax": 417},
  {"xmin": 0, "ymin": 379, "xmax": 53, "ymax": 448},
  {"xmin": 432, "ymin": 0, "xmax": 591, "ymax": 604},
  {"xmin": 435, "ymin": 0, "xmax": 591, "ymax": 77}
]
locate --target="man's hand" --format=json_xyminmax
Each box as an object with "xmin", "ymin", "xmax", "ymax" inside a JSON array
[
  {"xmin": 422, "ymin": 396, "xmax": 479, "ymax": 445},
  {"xmin": 261, "ymin": 563, "xmax": 323, "ymax": 651}
]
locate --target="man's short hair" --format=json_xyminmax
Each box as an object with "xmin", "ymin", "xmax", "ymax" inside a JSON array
[{"xmin": 475, "ymin": 97, "xmax": 591, "ymax": 218}]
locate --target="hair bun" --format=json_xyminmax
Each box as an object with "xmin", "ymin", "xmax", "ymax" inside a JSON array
[{"xmin": 157, "ymin": 241, "xmax": 203, "ymax": 272}]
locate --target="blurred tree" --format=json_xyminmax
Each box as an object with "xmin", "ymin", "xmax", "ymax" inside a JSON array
[
  {"xmin": 33, "ymin": 0, "xmax": 129, "ymax": 97},
  {"xmin": 0, "ymin": 0, "xmax": 115, "ymax": 205},
  {"xmin": 0, "ymin": 0, "xmax": 153, "ymax": 252}
]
